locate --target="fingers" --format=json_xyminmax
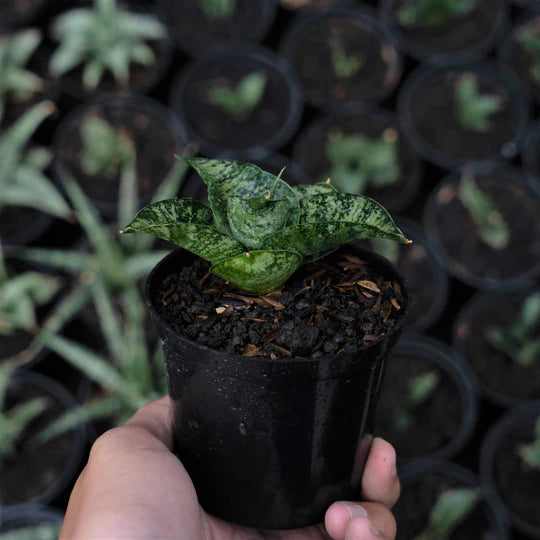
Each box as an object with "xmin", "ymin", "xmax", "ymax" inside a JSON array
[
  {"xmin": 361, "ymin": 438, "xmax": 400, "ymax": 509},
  {"xmin": 325, "ymin": 501, "xmax": 396, "ymax": 540}
]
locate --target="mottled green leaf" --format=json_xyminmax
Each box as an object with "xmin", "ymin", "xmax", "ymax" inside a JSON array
[
  {"xmin": 121, "ymin": 198, "xmax": 245, "ymax": 264},
  {"xmin": 210, "ymin": 250, "xmax": 302, "ymax": 293},
  {"xmin": 291, "ymin": 182, "xmax": 337, "ymax": 199}
]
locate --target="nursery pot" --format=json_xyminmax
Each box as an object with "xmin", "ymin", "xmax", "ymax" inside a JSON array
[{"xmin": 145, "ymin": 245, "xmax": 408, "ymax": 529}]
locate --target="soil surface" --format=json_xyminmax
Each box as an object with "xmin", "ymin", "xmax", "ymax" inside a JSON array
[
  {"xmin": 375, "ymin": 352, "xmax": 462, "ymax": 459},
  {"xmin": 455, "ymin": 289, "xmax": 540, "ymax": 402},
  {"xmin": 156, "ymin": 249, "xmax": 405, "ymax": 359},
  {"xmin": 409, "ymin": 68, "xmax": 522, "ymax": 163},
  {"xmin": 426, "ymin": 173, "xmax": 540, "ymax": 284},
  {"xmin": 285, "ymin": 14, "xmax": 400, "ymax": 107},
  {"xmin": 493, "ymin": 417, "xmax": 540, "ymax": 528}
]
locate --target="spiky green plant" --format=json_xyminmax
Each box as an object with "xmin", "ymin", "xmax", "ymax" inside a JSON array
[
  {"xmin": 398, "ymin": 0, "xmax": 474, "ymax": 28},
  {"xmin": 413, "ymin": 488, "xmax": 480, "ymax": 540},
  {"xmin": 455, "ymin": 74, "xmax": 502, "ymax": 132},
  {"xmin": 201, "ymin": 0, "xmax": 236, "ymax": 20},
  {"xmin": 0, "ymin": 29, "xmax": 44, "ymax": 123},
  {"xmin": 329, "ymin": 36, "xmax": 363, "ymax": 79},
  {"xmin": 519, "ymin": 416, "xmax": 540, "ymax": 470},
  {"xmin": 394, "ymin": 371, "xmax": 441, "ymax": 431},
  {"xmin": 458, "ymin": 173, "xmax": 509, "ymax": 250},
  {"xmin": 325, "ymin": 130, "xmax": 400, "ymax": 195},
  {"xmin": 121, "ymin": 157, "xmax": 410, "ymax": 293},
  {"xmin": 485, "ymin": 293, "xmax": 540, "ymax": 367},
  {"xmin": 0, "ymin": 102, "xmax": 71, "ymax": 220},
  {"xmin": 49, "ymin": 0, "xmax": 166, "ymax": 91},
  {"xmin": 517, "ymin": 23, "xmax": 540, "ymax": 84},
  {"xmin": 80, "ymin": 115, "xmax": 135, "ymax": 179},
  {"xmin": 208, "ymin": 72, "xmax": 267, "ymax": 122}
]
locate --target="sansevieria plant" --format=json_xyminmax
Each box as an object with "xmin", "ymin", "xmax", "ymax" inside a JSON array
[{"xmin": 121, "ymin": 157, "xmax": 410, "ymax": 293}]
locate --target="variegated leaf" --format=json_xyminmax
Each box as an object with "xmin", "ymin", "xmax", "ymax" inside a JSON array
[{"xmin": 291, "ymin": 182, "xmax": 337, "ymax": 199}]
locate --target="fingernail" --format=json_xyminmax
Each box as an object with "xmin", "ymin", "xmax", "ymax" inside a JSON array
[
  {"xmin": 370, "ymin": 521, "xmax": 381, "ymax": 536},
  {"xmin": 343, "ymin": 503, "xmax": 368, "ymax": 519}
]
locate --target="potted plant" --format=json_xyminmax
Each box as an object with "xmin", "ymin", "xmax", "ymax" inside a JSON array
[
  {"xmin": 0, "ymin": 102, "xmax": 72, "ymax": 246},
  {"xmin": 157, "ymin": 0, "xmax": 276, "ymax": 59},
  {"xmin": 48, "ymin": 0, "xmax": 171, "ymax": 100},
  {"xmin": 280, "ymin": 8, "xmax": 402, "ymax": 109},
  {"xmin": 394, "ymin": 459, "xmax": 509, "ymax": 539},
  {"xmin": 380, "ymin": 0, "xmax": 506, "ymax": 65},
  {"xmin": 453, "ymin": 286, "xmax": 540, "ymax": 407},
  {"xmin": 293, "ymin": 107, "xmax": 421, "ymax": 213},
  {"xmin": 119, "ymin": 156, "xmax": 410, "ymax": 529},
  {"xmin": 398, "ymin": 63, "xmax": 528, "ymax": 171},
  {"xmin": 170, "ymin": 46, "xmax": 303, "ymax": 155},
  {"xmin": 480, "ymin": 403, "xmax": 540, "ymax": 538},
  {"xmin": 375, "ymin": 335, "xmax": 477, "ymax": 463},
  {"xmin": 423, "ymin": 168, "xmax": 540, "ymax": 288},
  {"xmin": 52, "ymin": 93, "xmax": 189, "ymax": 221}
]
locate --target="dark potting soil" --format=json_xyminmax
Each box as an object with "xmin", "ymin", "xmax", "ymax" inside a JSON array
[
  {"xmin": 427, "ymin": 173, "xmax": 540, "ymax": 284},
  {"xmin": 388, "ymin": 0, "xmax": 500, "ymax": 56},
  {"xmin": 285, "ymin": 14, "xmax": 400, "ymax": 107},
  {"xmin": 375, "ymin": 353, "xmax": 462, "ymax": 459},
  {"xmin": 455, "ymin": 290, "xmax": 540, "ymax": 402},
  {"xmin": 0, "ymin": 380, "xmax": 77, "ymax": 506},
  {"xmin": 179, "ymin": 56, "xmax": 294, "ymax": 151},
  {"xmin": 493, "ymin": 418, "xmax": 540, "ymax": 528},
  {"xmin": 294, "ymin": 112, "xmax": 419, "ymax": 212},
  {"xmin": 55, "ymin": 103, "xmax": 178, "ymax": 210},
  {"xmin": 156, "ymin": 250, "xmax": 405, "ymax": 359},
  {"xmin": 409, "ymin": 68, "xmax": 521, "ymax": 162}
]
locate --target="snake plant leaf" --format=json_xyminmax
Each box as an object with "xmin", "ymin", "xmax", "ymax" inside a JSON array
[
  {"xmin": 121, "ymin": 198, "xmax": 245, "ymax": 264},
  {"xmin": 226, "ymin": 196, "xmax": 293, "ymax": 249},
  {"xmin": 292, "ymin": 182, "xmax": 337, "ymax": 199},
  {"xmin": 210, "ymin": 250, "xmax": 302, "ymax": 293},
  {"xmin": 182, "ymin": 157, "xmax": 300, "ymax": 234},
  {"xmin": 261, "ymin": 193, "xmax": 409, "ymax": 260}
]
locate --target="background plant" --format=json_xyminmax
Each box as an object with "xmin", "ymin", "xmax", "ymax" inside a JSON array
[
  {"xmin": 398, "ymin": 0, "xmax": 475, "ymax": 28},
  {"xmin": 0, "ymin": 522, "xmax": 62, "ymax": 540},
  {"xmin": 519, "ymin": 416, "xmax": 540, "ymax": 470},
  {"xmin": 0, "ymin": 28, "xmax": 43, "ymax": 123},
  {"xmin": 517, "ymin": 22, "xmax": 540, "ymax": 83},
  {"xmin": 208, "ymin": 72, "xmax": 267, "ymax": 122},
  {"xmin": 325, "ymin": 129, "xmax": 400, "ymax": 195},
  {"xmin": 49, "ymin": 0, "xmax": 166, "ymax": 90},
  {"xmin": 485, "ymin": 293, "xmax": 540, "ymax": 367},
  {"xmin": 122, "ymin": 158, "xmax": 410, "ymax": 293},
  {"xmin": 201, "ymin": 0, "xmax": 236, "ymax": 20},
  {"xmin": 458, "ymin": 172, "xmax": 509, "ymax": 250},
  {"xmin": 455, "ymin": 74, "xmax": 502, "ymax": 133},
  {"xmin": 329, "ymin": 36, "xmax": 363, "ymax": 79}
]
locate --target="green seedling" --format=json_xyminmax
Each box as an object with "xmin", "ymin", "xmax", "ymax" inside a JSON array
[
  {"xmin": 486, "ymin": 293, "xmax": 540, "ymax": 367},
  {"xmin": 49, "ymin": 0, "xmax": 166, "ymax": 90},
  {"xmin": 0, "ymin": 102, "xmax": 71, "ymax": 220},
  {"xmin": 201, "ymin": 0, "xmax": 235, "ymax": 20},
  {"xmin": 0, "ymin": 29, "xmax": 43, "ymax": 123},
  {"xmin": 517, "ymin": 22, "xmax": 540, "ymax": 84},
  {"xmin": 398, "ymin": 0, "xmax": 474, "ymax": 28},
  {"xmin": 80, "ymin": 115, "xmax": 135, "ymax": 179},
  {"xmin": 455, "ymin": 74, "xmax": 503, "ymax": 133},
  {"xmin": 394, "ymin": 371, "xmax": 441, "ymax": 431},
  {"xmin": 209, "ymin": 72, "xmax": 267, "ymax": 122},
  {"xmin": 121, "ymin": 157, "xmax": 410, "ymax": 293},
  {"xmin": 329, "ymin": 36, "xmax": 364, "ymax": 79},
  {"xmin": 413, "ymin": 487, "xmax": 480, "ymax": 540},
  {"xmin": 519, "ymin": 416, "xmax": 540, "ymax": 470},
  {"xmin": 325, "ymin": 129, "xmax": 400, "ymax": 195},
  {"xmin": 458, "ymin": 172, "xmax": 510, "ymax": 250}
]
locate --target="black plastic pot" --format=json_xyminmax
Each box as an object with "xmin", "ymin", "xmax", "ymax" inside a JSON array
[
  {"xmin": 0, "ymin": 504, "xmax": 64, "ymax": 535},
  {"xmin": 170, "ymin": 46, "xmax": 303, "ymax": 156},
  {"xmin": 380, "ymin": 0, "xmax": 507, "ymax": 65},
  {"xmin": 480, "ymin": 402, "xmax": 540, "ymax": 538},
  {"xmin": 280, "ymin": 8, "xmax": 402, "ymax": 110},
  {"xmin": 0, "ymin": 370, "xmax": 86, "ymax": 511},
  {"xmin": 453, "ymin": 284, "xmax": 540, "ymax": 408},
  {"xmin": 423, "ymin": 168, "xmax": 540, "ymax": 289},
  {"xmin": 52, "ymin": 93, "xmax": 188, "ymax": 221},
  {"xmin": 398, "ymin": 63, "xmax": 529, "ymax": 171},
  {"xmin": 145, "ymin": 245, "xmax": 408, "ymax": 529},
  {"xmin": 157, "ymin": 0, "xmax": 277, "ymax": 59},
  {"xmin": 376, "ymin": 334, "xmax": 477, "ymax": 463},
  {"xmin": 292, "ymin": 106, "xmax": 421, "ymax": 214},
  {"xmin": 395, "ymin": 459, "xmax": 510, "ymax": 539}
]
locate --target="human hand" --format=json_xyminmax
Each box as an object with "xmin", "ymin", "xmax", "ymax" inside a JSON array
[{"xmin": 61, "ymin": 397, "xmax": 400, "ymax": 539}]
